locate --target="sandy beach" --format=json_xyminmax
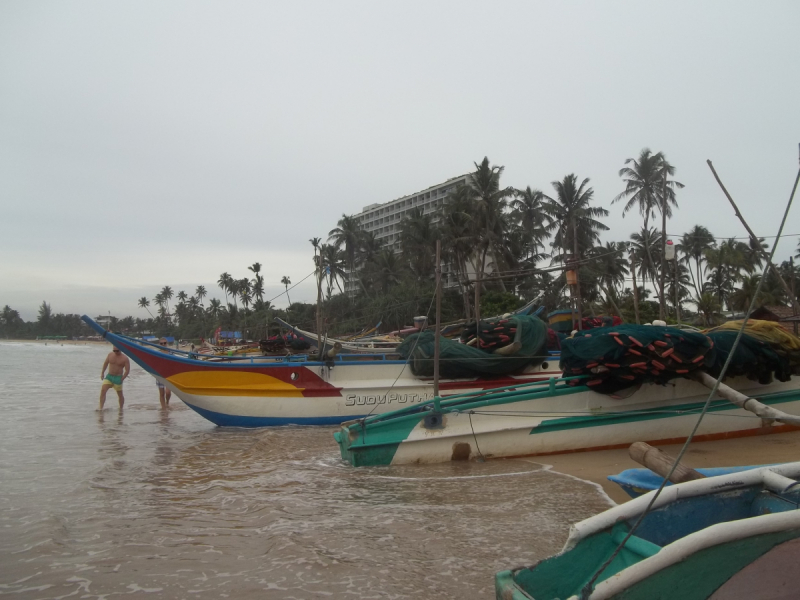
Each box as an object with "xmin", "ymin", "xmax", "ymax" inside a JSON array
[{"xmin": 542, "ymin": 429, "xmax": 800, "ymax": 504}]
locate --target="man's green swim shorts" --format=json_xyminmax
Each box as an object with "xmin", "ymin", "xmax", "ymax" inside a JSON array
[{"xmin": 103, "ymin": 374, "xmax": 123, "ymax": 391}]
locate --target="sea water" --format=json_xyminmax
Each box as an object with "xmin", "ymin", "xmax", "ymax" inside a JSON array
[{"xmin": 0, "ymin": 341, "xmax": 611, "ymax": 599}]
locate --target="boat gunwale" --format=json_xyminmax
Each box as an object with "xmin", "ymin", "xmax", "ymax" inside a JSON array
[
  {"xmin": 582, "ymin": 509, "xmax": 800, "ymax": 600},
  {"xmin": 566, "ymin": 462, "xmax": 800, "ymax": 552}
]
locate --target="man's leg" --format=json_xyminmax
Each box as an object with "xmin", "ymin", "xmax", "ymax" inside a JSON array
[
  {"xmin": 165, "ymin": 389, "xmax": 171, "ymax": 406},
  {"xmin": 100, "ymin": 383, "xmax": 112, "ymax": 410},
  {"xmin": 116, "ymin": 388, "xmax": 125, "ymax": 410},
  {"xmin": 158, "ymin": 387, "xmax": 167, "ymax": 409}
]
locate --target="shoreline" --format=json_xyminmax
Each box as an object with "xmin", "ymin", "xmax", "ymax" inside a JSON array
[
  {"xmin": 536, "ymin": 429, "xmax": 800, "ymax": 504},
  {"xmin": 1, "ymin": 338, "xmax": 110, "ymax": 346}
]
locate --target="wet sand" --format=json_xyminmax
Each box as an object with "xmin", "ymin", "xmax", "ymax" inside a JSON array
[{"xmin": 542, "ymin": 430, "xmax": 800, "ymax": 504}]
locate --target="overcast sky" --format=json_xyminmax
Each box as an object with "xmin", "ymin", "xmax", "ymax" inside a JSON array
[{"xmin": 2, "ymin": 1, "xmax": 799, "ymax": 321}]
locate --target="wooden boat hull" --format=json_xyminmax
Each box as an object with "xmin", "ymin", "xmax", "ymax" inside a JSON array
[
  {"xmin": 82, "ymin": 316, "xmax": 560, "ymax": 427},
  {"xmin": 335, "ymin": 377, "xmax": 800, "ymax": 466}
]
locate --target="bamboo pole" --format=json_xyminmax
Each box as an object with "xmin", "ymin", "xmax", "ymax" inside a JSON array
[
  {"xmin": 628, "ymin": 442, "xmax": 705, "ymax": 484},
  {"xmin": 693, "ymin": 371, "xmax": 800, "ymax": 425},
  {"xmin": 706, "ymin": 158, "xmax": 800, "ymax": 314}
]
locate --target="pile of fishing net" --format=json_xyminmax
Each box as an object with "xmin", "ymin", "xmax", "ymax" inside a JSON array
[
  {"xmin": 560, "ymin": 325, "xmax": 715, "ymax": 393},
  {"xmin": 396, "ymin": 315, "xmax": 549, "ymax": 378},
  {"xmin": 561, "ymin": 320, "xmax": 800, "ymax": 393},
  {"xmin": 461, "ymin": 316, "xmax": 521, "ymax": 349},
  {"xmin": 582, "ymin": 315, "xmax": 623, "ymax": 330},
  {"xmin": 705, "ymin": 320, "xmax": 800, "ymax": 384}
]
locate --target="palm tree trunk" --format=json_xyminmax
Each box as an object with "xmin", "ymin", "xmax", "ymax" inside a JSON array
[
  {"xmin": 659, "ymin": 176, "xmax": 668, "ymax": 320},
  {"xmin": 601, "ymin": 283, "xmax": 623, "ymax": 318},
  {"xmin": 315, "ymin": 265, "xmax": 323, "ymax": 353},
  {"xmin": 474, "ymin": 250, "xmax": 483, "ymax": 327},
  {"xmin": 631, "ymin": 248, "xmax": 641, "ymax": 325}
]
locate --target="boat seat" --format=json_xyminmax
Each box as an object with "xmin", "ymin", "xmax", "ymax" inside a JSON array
[{"xmin": 611, "ymin": 526, "xmax": 661, "ymax": 559}]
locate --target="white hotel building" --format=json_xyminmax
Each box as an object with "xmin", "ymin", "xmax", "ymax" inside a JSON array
[
  {"xmin": 343, "ymin": 174, "xmax": 474, "ymax": 290},
  {"xmin": 353, "ymin": 174, "xmax": 470, "ymax": 253}
]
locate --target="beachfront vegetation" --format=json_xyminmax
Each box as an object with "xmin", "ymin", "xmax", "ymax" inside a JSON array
[{"xmin": 8, "ymin": 152, "xmax": 798, "ymax": 341}]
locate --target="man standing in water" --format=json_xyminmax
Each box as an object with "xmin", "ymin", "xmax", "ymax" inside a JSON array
[
  {"xmin": 100, "ymin": 346, "xmax": 130, "ymax": 410},
  {"xmin": 156, "ymin": 338, "xmax": 172, "ymax": 409}
]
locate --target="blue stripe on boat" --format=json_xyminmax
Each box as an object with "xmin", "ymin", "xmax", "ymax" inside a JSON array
[{"xmin": 183, "ymin": 402, "xmax": 365, "ymax": 427}]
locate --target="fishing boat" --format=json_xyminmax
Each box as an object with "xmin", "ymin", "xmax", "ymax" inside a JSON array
[
  {"xmin": 81, "ymin": 315, "xmax": 560, "ymax": 427},
  {"xmin": 334, "ymin": 322, "xmax": 800, "ymax": 466},
  {"xmin": 495, "ymin": 462, "xmax": 800, "ymax": 600},
  {"xmin": 608, "ymin": 465, "xmax": 770, "ymax": 499},
  {"xmin": 274, "ymin": 317, "xmax": 402, "ymax": 354},
  {"xmin": 274, "ymin": 299, "xmax": 542, "ymax": 355}
]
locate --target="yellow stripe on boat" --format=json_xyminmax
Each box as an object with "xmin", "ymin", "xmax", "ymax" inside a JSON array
[{"xmin": 167, "ymin": 371, "xmax": 305, "ymax": 397}]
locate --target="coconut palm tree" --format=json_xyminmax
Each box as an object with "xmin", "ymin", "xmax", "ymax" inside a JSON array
[
  {"xmin": 629, "ymin": 227, "xmax": 663, "ymax": 290},
  {"xmin": 677, "ymin": 226, "xmax": 716, "ymax": 300},
  {"xmin": 399, "ymin": 208, "xmax": 439, "ymax": 280},
  {"xmin": 137, "ymin": 297, "xmax": 154, "ymax": 319},
  {"xmin": 588, "ymin": 242, "xmax": 629, "ymax": 316},
  {"xmin": 328, "ymin": 214, "xmax": 362, "ymax": 298},
  {"xmin": 615, "ymin": 149, "xmax": 683, "ymax": 230},
  {"xmin": 248, "ymin": 263, "xmax": 264, "ymax": 304},
  {"xmin": 614, "ymin": 149, "xmax": 684, "ymax": 313},
  {"xmin": 227, "ymin": 279, "xmax": 240, "ymax": 310},
  {"xmin": 511, "ymin": 186, "xmax": 549, "ymax": 263},
  {"xmin": 467, "ymin": 157, "xmax": 514, "ymax": 325},
  {"xmin": 160, "ymin": 286, "xmax": 174, "ymax": 317},
  {"xmin": 729, "ymin": 274, "xmax": 763, "ymax": 313},
  {"xmin": 656, "ymin": 154, "xmax": 684, "ymax": 318},
  {"xmin": 740, "ymin": 237, "xmax": 768, "ymax": 274},
  {"xmin": 366, "ymin": 249, "xmax": 406, "ymax": 294},
  {"xmin": 696, "ymin": 292, "xmax": 723, "ymax": 326},
  {"xmin": 207, "ymin": 298, "xmax": 222, "ymax": 321},
  {"xmin": 320, "ymin": 244, "xmax": 346, "ymax": 299},
  {"xmin": 217, "ymin": 273, "xmax": 231, "ymax": 305},
  {"xmin": 195, "ymin": 285, "xmax": 207, "ymax": 307},
  {"xmin": 356, "ymin": 231, "xmax": 381, "ymax": 266},
  {"xmin": 281, "ymin": 275, "xmax": 292, "ymax": 307},
  {"xmin": 704, "ymin": 239, "xmax": 745, "ymax": 308},
  {"xmin": 440, "ymin": 184, "xmax": 476, "ymax": 318},
  {"xmin": 253, "ymin": 278, "xmax": 264, "ymax": 307},
  {"xmin": 544, "ymin": 174, "xmax": 609, "ymax": 324},
  {"xmin": 665, "ymin": 261, "xmax": 692, "ymax": 320}
]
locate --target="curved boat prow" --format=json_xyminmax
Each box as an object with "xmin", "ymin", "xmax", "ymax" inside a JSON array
[{"xmin": 82, "ymin": 314, "xmax": 108, "ymax": 337}]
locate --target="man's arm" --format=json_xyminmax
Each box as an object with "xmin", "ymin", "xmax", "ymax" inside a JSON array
[
  {"xmin": 101, "ymin": 356, "xmax": 109, "ymax": 380},
  {"xmin": 122, "ymin": 357, "xmax": 131, "ymax": 381}
]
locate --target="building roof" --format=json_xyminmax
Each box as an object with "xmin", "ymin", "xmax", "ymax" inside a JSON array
[{"xmin": 759, "ymin": 305, "xmax": 797, "ymax": 320}]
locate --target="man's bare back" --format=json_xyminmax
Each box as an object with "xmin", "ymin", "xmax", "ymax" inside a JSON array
[{"xmin": 100, "ymin": 347, "xmax": 131, "ymax": 410}]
